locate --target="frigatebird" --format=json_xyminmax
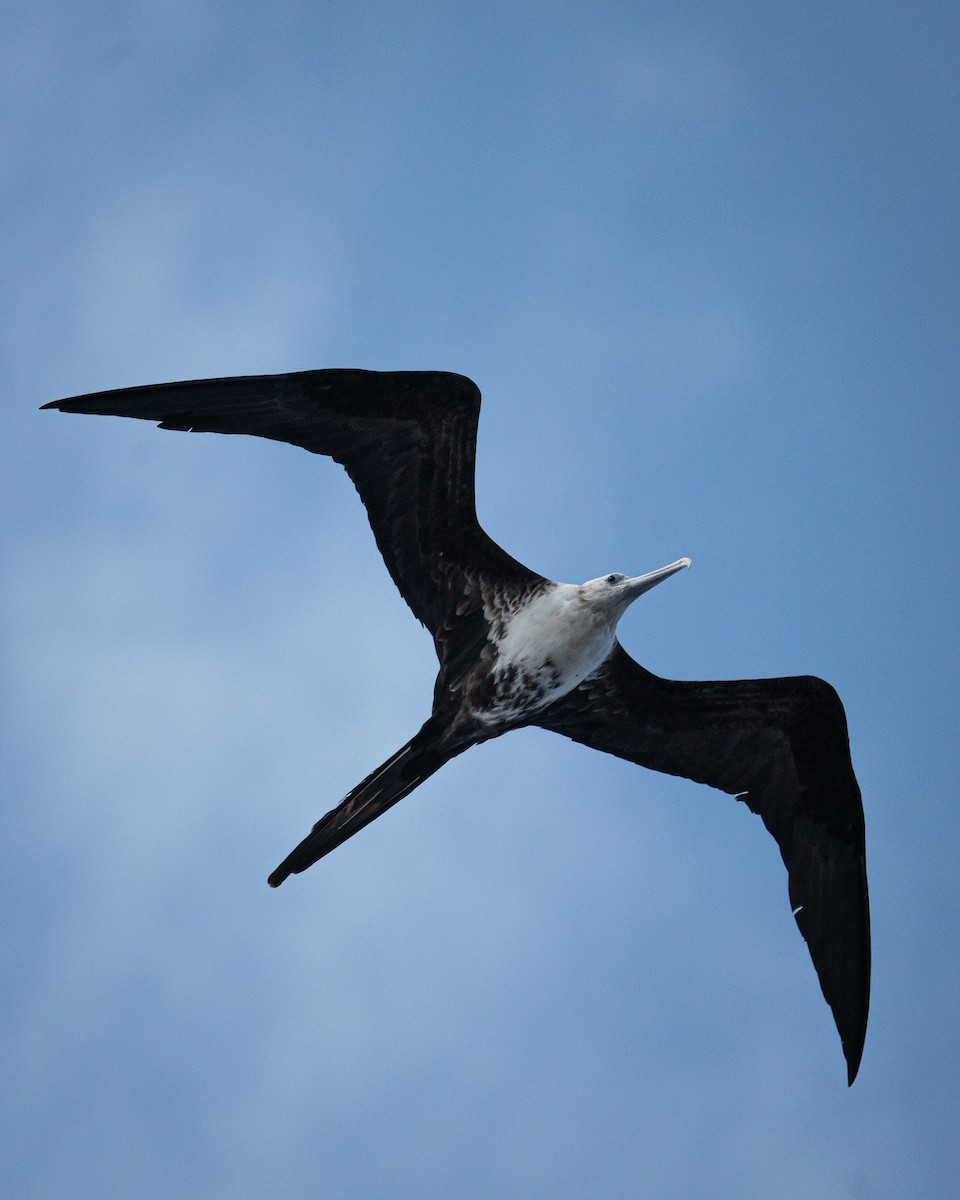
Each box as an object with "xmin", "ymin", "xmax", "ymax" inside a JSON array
[{"xmin": 43, "ymin": 368, "xmax": 869, "ymax": 1083}]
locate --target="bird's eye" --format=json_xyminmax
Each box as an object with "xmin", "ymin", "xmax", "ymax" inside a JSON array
[{"xmin": 606, "ymin": 574, "xmax": 623, "ymax": 585}]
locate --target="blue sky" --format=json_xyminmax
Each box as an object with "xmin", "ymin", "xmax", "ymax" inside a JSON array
[{"xmin": 3, "ymin": 2, "xmax": 958, "ymax": 1196}]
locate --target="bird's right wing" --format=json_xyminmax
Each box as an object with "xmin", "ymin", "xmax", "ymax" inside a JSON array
[
  {"xmin": 535, "ymin": 643, "xmax": 870, "ymax": 1085},
  {"xmin": 43, "ymin": 370, "xmax": 544, "ymax": 660}
]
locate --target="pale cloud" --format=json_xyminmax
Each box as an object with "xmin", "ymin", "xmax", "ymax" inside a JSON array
[
  {"xmin": 71, "ymin": 169, "xmax": 338, "ymax": 379},
  {"xmin": 601, "ymin": 36, "xmax": 749, "ymax": 125}
]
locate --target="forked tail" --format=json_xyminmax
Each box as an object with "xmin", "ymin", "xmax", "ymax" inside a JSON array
[{"xmin": 268, "ymin": 717, "xmax": 459, "ymax": 887}]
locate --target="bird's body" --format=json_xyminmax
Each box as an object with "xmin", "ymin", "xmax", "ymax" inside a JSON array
[
  {"xmin": 43, "ymin": 367, "xmax": 870, "ymax": 1084},
  {"xmin": 478, "ymin": 582, "xmax": 611, "ymax": 723},
  {"xmin": 466, "ymin": 571, "xmax": 689, "ymax": 728}
]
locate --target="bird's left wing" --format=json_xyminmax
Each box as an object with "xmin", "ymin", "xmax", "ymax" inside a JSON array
[
  {"xmin": 534, "ymin": 643, "xmax": 870, "ymax": 1085},
  {"xmin": 43, "ymin": 370, "xmax": 543, "ymax": 653}
]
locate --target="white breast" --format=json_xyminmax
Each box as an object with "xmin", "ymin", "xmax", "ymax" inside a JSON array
[{"xmin": 477, "ymin": 583, "xmax": 617, "ymax": 722}]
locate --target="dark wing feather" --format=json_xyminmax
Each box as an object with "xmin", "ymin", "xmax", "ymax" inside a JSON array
[
  {"xmin": 43, "ymin": 370, "xmax": 543, "ymax": 657},
  {"xmin": 535, "ymin": 643, "xmax": 870, "ymax": 1085}
]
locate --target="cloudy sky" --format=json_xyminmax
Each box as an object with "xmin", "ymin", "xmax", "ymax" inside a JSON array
[{"xmin": 3, "ymin": 2, "xmax": 958, "ymax": 1196}]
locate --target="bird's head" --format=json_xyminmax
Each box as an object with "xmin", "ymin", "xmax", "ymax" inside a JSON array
[{"xmin": 581, "ymin": 558, "xmax": 692, "ymax": 621}]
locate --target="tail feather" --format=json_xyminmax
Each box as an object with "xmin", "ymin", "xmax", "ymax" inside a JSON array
[{"xmin": 268, "ymin": 719, "xmax": 456, "ymax": 887}]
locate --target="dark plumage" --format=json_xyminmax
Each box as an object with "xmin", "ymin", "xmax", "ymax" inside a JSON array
[{"xmin": 43, "ymin": 368, "xmax": 869, "ymax": 1084}]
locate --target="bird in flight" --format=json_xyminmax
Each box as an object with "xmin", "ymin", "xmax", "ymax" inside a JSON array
[{"xmin": 44, "ymin": 368, "xmax": 869, "ymax": 1083}]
